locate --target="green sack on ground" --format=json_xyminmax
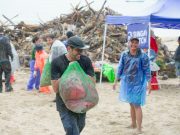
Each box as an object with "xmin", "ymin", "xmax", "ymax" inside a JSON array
[
  {"xmin": 102, "ymin": 64, "xmax": 115, "ymax": 83},
  {"xmin": 40, "ymin": 59, "xmax": 51, "ymax": 87},
  {"xmin": 59, "ymin": 61, "xmax": 99, "ymax": 113}
]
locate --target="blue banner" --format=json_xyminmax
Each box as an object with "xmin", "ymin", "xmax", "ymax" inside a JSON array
[{"xmin": 127, "ymin": 23, "xmax": 149, "ymax": 48}]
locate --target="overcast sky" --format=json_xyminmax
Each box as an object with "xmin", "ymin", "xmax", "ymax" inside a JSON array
[
  {"xmin": 0, "ymin": 0, "xmax": 158, "ymax": 23},
  {"xmin": 1, "ymin": 0, "xmax": 179, "ymax": 37}
]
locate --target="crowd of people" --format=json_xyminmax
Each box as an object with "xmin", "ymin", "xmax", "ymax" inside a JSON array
[
  {"xmin": 0, "ymin": 25, "xmax": 180, "ymax": 135},
  {"xmin": 26, "ymin": 33, "xmax": 68, "ymax": 93}
]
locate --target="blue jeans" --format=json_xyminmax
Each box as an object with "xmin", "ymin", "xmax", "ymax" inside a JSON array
[
  {"xmin": 175, "ymin": 61, "xmax": 180, "ymax": 77},
  {"xmin": 27, "ymin": 60, "xmax": 40, "ymax": 90},
  {"xmin": 56, "ymin": 95, "xmax": 86, "ymax": 135}
]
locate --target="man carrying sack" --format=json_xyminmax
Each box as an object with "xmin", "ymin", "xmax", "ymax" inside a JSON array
[{"xmin": 51, "ymin": 36, "xmax": 98, "ymax": 135}]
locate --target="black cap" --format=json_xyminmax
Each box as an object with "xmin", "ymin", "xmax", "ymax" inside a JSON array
[
  {"xmin": 67, "ymin": 36, "xmax": 89, "ymax": 49},
  {"xmin": 35, "ymin": 45, "xmax": 43, "ymax": 51},
  {"xmin": 178, "ymin": 36, "xmax": 180, "ymax": 41},
  {"xmin": 130, "ymin": 37, "xmax": 139, "ymax": 42},
  {"xmin": 66, "ymin": 31, "xmax": 74, "ymax": 38}
]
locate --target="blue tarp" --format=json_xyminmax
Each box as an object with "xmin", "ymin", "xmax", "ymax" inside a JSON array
[
  {"xmin": 105, "ymin": 0, "xmax": 180, "ymax": 29},
  {"xmin": 105, "ymin": 15, "xmax": 150, "ymax": 25}
]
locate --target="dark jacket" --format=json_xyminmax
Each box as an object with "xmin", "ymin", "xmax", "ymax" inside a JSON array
[
  {"xmin": 0, "ymin": 34, "xmax": 13, "ymax": 62},
  {"xmin": 174, "ymin": 45, "xmax": 180, "ymax": 62}
]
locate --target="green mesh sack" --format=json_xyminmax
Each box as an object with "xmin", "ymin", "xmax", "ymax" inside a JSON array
[
  {"xmin": 59, "ymin": 61, "xmax": 99, "ymax": 113},
  {"xmin": 40, "ymin": 59, "xmax": 51, "ymax": 87}
]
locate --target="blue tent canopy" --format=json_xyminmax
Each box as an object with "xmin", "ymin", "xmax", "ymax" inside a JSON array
[
  {"xmin": 105, "ymin": 15, "xmax": 150, "ymax": 25},
  {"xmin": 150, "ymin": 0, "xmax": 180, "ymax": 29},
  {"xmin": 105, "ymin": 0, "xmax": 180, "ymax": 29}
]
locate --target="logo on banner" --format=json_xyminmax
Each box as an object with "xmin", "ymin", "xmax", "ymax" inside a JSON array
[{"xmin": 127, "ymin": 23, "xmax": 149, "ymax": 48}]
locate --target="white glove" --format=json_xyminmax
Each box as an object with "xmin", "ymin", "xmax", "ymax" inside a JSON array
[{"xmin": 33, "ymin": 71, "xmax": 37, "ymax": 77}]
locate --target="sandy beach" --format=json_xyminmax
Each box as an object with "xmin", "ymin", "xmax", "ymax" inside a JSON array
[{"xmin": 0, "ymin": 70, "xmax": 180, "ymax": 135}]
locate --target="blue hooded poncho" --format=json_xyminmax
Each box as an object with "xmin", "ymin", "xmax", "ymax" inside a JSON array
[{"xmin": 117, "ymin": 49, "xmax": 150, "ymax": 106}]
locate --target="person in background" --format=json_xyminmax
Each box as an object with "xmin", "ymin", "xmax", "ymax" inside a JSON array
[
  {"xmin": 46, "ymin": 34, "xmax": 67, "ymax": 63},
  {"xmin": 46, "ymin": 34, "xmax": 67, "ymax": 101},
  {"xmin": 27, "ymin": 36, "xmax": 41, "ymax": 91},
  {"xmin": 34, "ymin": 45, "xmax": 50, "ymax": 94},
  {"xmin": 174, "ymin": 36, "xmax": 180, "ymax": 84},
  {"xmin": 142, "ymin": 31, "xmax": 159, "ymax": 93},
  {"xmin": 143, "ymin": 48, "xmax": 159, "ymax": 94},
  {"xmin": 62, "ymin": 31, "xmax": 74, "ymax": 47},
  {"xmin": 10, "ymin": 42, "xmax": 20, "ymax": 84},
  {"xmin": 0, "ymin": 27, "xmax": 13, "ymax": 93},
  {"xmin": 113, "ymin": 37, "xmax": 151, "ymax": 134},
  {"xmin": 150, "ymin": 31, "xmax": 158, "ymax": 54}
]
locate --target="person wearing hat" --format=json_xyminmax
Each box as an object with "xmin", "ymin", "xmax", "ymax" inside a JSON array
[
  {"xmin": 113, "ymin": 37, "xmax": 151, "ymax": 134},
  {"xmin": 51, "ymin": 36, "xmax": 95, "ymax": 135},
  {"xmin": 0, "ymin": 27, "xmax": 13, "ymax": 92},
  {"xmin": 34, "ymin": 45, "xmax": 50, "ymax": 94},
  {"xmin": 27, "ymin": 36, "xmax": 41, "ymax": 91},
  {"xmin": 62, "ymin": 31, "xmax": 74, "ymax": 46},
  {"xmin": 174, "ymin": 36, "xmax": 180, "ymax": 84}
]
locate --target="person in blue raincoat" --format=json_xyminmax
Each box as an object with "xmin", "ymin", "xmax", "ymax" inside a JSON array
[{"xmin": 113, "ymin": 37, "xmax": 151, "ymax": 134}]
